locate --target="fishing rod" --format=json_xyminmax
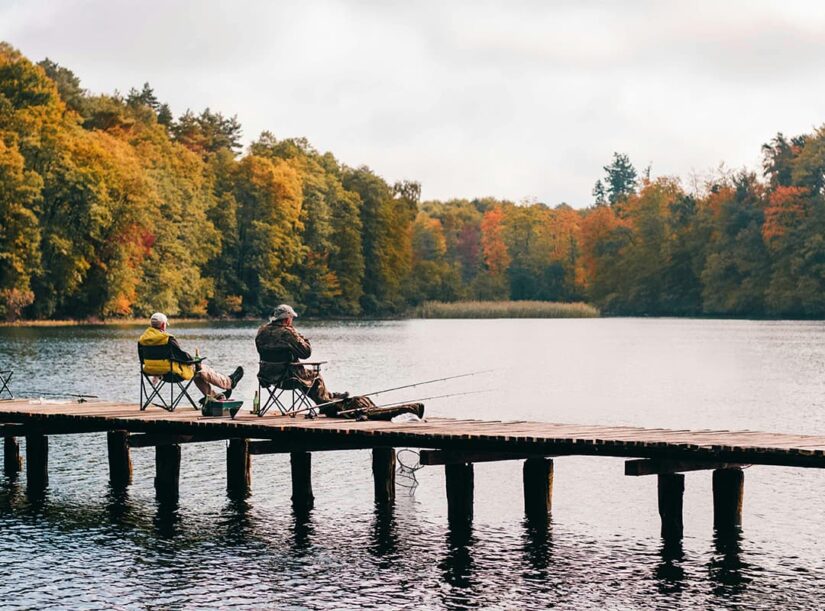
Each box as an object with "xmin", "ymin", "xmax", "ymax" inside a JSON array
[
  {"xmin": 289, "ymin": 369, "xmax": 495, "ymax": 416},
  {"xmin": 20, "ymin": 390, "xmax": 99, "ymax": 401},
  {"xmin": 336, "ymin": 388, "xmax": 494, "ymax": 417}
]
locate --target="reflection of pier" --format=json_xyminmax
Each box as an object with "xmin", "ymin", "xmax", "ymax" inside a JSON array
[{"xmin": 3, "ymin": 400, "xmax": 825, "ymax": 541}]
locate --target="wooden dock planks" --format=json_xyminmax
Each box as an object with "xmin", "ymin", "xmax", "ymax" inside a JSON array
[{"xmin": 2, "ymin": 399, "xmax": 825, "ymax": 467}]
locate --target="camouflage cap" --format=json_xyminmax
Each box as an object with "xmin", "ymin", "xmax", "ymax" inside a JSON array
[{"xmin": 271, "ymin": 304, "xmax": 298, "ymax": 321}]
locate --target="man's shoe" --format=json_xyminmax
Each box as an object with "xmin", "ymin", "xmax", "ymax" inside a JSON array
[
  {"xmin": 229, "ymin": 366, "xmax": 244, "ymax": 389},
  {"xmin": 221, "ymin": 389, "xmax": 232, "ymax": 400}
]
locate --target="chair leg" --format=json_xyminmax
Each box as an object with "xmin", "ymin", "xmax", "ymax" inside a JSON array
[
  {"xmin": 170, "ymin": 379, "xmax": 198, "ymax": 411},
  {"xmin": 140, "ymin": 374, "xmax": 176, "ymax": 412},
  {"xmin": 141, "ymin": 375, "xmax": 168, "ymax": 410},
  {"xmin": 0, "ymin": 372, "xmax": 13, "ymax": 399}
]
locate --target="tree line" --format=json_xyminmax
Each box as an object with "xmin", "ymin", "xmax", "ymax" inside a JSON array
[{"xmin": 1, "ymin": 43, "xmax": 823, "ymax": 320}]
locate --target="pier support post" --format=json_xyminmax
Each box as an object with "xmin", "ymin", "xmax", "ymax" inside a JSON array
[
  {"xmin": 372, "ymin": 447, "xmax": 396, "ymax": 505},
  {"xmin": 657, "ymin": 473, "xmax": 684, "ymax": 540},
  {"xmin": 445, "ymin": 462, "xmax": 474, "ymax": 522},
  {"xmin": 227, "ymin": 438, "xmax": 251, "ymax": 497},
  {"xmin": 25, "ymin": 434, "xmax": 48, "ymax": 490},
  {"xmin": 107, "ymin": 430, "xmax": 132, "ymax": 488},
  {"xmin": 155, "ymin": 444, "xmax": 181, "ymax": 501},
  {"xmin": 713, "ymin": 468, "xmax": 744, "ymax": 530},
  {"xmin": 290, "ymin": 451, "xmax": 314, "ymax": 510},
  {"xmin": 523, "ymin": 457, "xmax": 554, "ymax": 519},
  {"xmin": 4, "ymin": 436, "xmax": 22, "ymax": 478}
]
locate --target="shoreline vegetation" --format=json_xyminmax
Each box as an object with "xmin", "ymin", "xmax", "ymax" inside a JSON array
[
  {"xmin": 0, "ymin": 300, "xmax": 599, "ymax": 326},
  {"xmin": 413, "ymin": 300, "xmax": 600, "ymax": 319},
  {"xmin": 1, "ymin": 44, "xmax": 824, "ymax": 324}
]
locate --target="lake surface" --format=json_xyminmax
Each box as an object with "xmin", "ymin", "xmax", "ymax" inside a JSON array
[{"xmin": 1, "ymin": 318, "xmax": 824, "ymax": 609}]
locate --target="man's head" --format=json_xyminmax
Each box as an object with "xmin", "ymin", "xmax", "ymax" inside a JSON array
[
  {"xmin": 270, "ymin": 304, "xmax": 298, "ymax": 326},
  {"xmin": 150, "ymin": 312, "xmax": 168, "ymax": 332}
]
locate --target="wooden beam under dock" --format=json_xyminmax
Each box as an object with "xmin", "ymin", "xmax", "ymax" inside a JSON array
[
  {"xmin": 130, "ymin": 433, "xmax": 229, "ymax": 447},
  {"xmin": 625, "ymin": 459, "xmax": 744, "ymax": 476},
  {"xmin": 247, "ymin": 437, "xmax": 374, "ymax": 454},
  {"xmin": 420, "ymin": 450, "xmax": 555, "ymax": 466}
]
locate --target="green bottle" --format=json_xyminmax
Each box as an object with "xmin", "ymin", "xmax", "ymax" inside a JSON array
[{"xmin": 252, "ymin": 389, "xmax": 260, "ymax": 415}]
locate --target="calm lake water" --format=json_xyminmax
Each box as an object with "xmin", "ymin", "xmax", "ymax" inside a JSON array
[{"xmin": 1, "ymin": 318, "xmax": 824, "ymax": 609}]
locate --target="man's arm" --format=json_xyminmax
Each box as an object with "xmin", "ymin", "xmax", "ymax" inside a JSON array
[
  {"xmin": 287, "ymin": 328, "xmax": 312, "ymax": 359},
  {"xmin": 168, "ymin": 336, "xmax": 194, "ymax": 362}
]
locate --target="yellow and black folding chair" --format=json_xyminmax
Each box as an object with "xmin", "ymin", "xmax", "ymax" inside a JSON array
[{"xmin": 138, "ymin": 343, "xmax": 201, "ymax": 412}]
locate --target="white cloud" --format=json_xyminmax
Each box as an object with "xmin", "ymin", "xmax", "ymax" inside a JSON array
[{"xmin": 2, "ymin": 0, "xmax": 824, "ymax": 206}]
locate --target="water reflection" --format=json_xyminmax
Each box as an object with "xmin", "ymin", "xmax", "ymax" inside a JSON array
[
  {"xmin": 290, "ymin": 505, "xmax": 315, "ymax": 556},
  {"xmin": 369, "ymin": 503, "xmax": 399, "ymax": 562},
  {"xmin": 440, "ymin": 520, "xmax": 478, "ymax": 608},
  {"xmin": 104, "ymin": 487, "xmax": 131, "ymax": 524},
  {"xmin": 709, "ymin": 527, "xmax": 750, "ymax": 597},
  {"xmin": 220, "ymin": 496, "xmax": 254, "ymax": 544},
  {"xmin": 521, "ymin": 516, "xmax": 553, "ymax": 580},
  {"xmin": 153, "ymin": 499, "xmax": 182, "ymax": 539},
  {"xmin": 654, "ymin": 539, "xmax": 686, "ymax": 594}
]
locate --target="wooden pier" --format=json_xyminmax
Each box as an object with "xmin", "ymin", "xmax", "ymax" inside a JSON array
[{"xmin": 3, "ymin": 399, "xmax": 825, "ymax": 539}]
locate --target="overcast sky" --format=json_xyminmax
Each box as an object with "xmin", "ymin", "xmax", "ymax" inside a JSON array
[{"xmin": 2, "ymin": 0, "xmax": 825, "ymax": 206}]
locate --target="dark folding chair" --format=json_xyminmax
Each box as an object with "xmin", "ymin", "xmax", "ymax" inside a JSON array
[
  {"xmin": 138, "ymin": 343, "xmax": 200, "ymax": 412},
  {"xmin": 0, "ymin": 370, "xmax": 12, "ymax": 399},
  {"xmin": 257, "ymin": 360, "xmax": 326, "ymax": 418}
]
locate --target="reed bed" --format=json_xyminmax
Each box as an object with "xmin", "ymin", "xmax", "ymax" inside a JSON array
[{"xmin": 412, "ymin": 300, "xmax": 600, "ymax": 319}]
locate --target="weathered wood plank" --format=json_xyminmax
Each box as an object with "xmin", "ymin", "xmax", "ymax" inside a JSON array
[
  {"xmin": 419, "ymin": 450, "xmax": 556, "ymax": 465},
  {"xmin": 625, "ymin": 459, "xmax": 744, "ymax": 476}
]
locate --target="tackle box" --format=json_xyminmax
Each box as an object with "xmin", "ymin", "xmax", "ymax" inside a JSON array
[{"xmin": 201, "ymin": 398, "xmax": 243, "ymax": 418}]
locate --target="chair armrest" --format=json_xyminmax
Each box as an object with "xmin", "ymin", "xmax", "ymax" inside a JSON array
[{"xmin": 174, "ymin": 356, "xmax": 206, "ymax": 365}]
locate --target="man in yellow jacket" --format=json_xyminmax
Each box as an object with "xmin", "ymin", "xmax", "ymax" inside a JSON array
[{"xmin": 139, "ymin": 312, "xmax": 243, "ymax": 400}]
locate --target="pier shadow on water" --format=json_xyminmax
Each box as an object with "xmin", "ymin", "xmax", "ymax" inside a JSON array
[
  {"xmin": 708, "ymin": 526, "xmax": 751, "ymax": 598},
  {"xmin": 369, "ymin": 502, "xmax": 399, "ymax": 563},
  {"xmin": 520, "ymin": 515, "xmax": 554, "ymax": 583},
  {"xmin": 654, "ymin": 538, "xmax": 687, "ymax": 594},
  {"xmin": 438, "ymin": 517, "xmax": 479, "ymax": 608}
]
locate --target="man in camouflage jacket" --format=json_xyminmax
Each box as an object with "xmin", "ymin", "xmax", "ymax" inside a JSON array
[
  {"xmin": 256, "ymin": 304, "xmax": 425, "ymax": 421},
  {"xmin": 255, "ymin": 304, "xmax": 342, "ymax": 407}
]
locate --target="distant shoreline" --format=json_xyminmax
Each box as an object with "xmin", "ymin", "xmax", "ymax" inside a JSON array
[{"xmin": 5, "ymin": 305, "xmax": 825, "ymax": 327}]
